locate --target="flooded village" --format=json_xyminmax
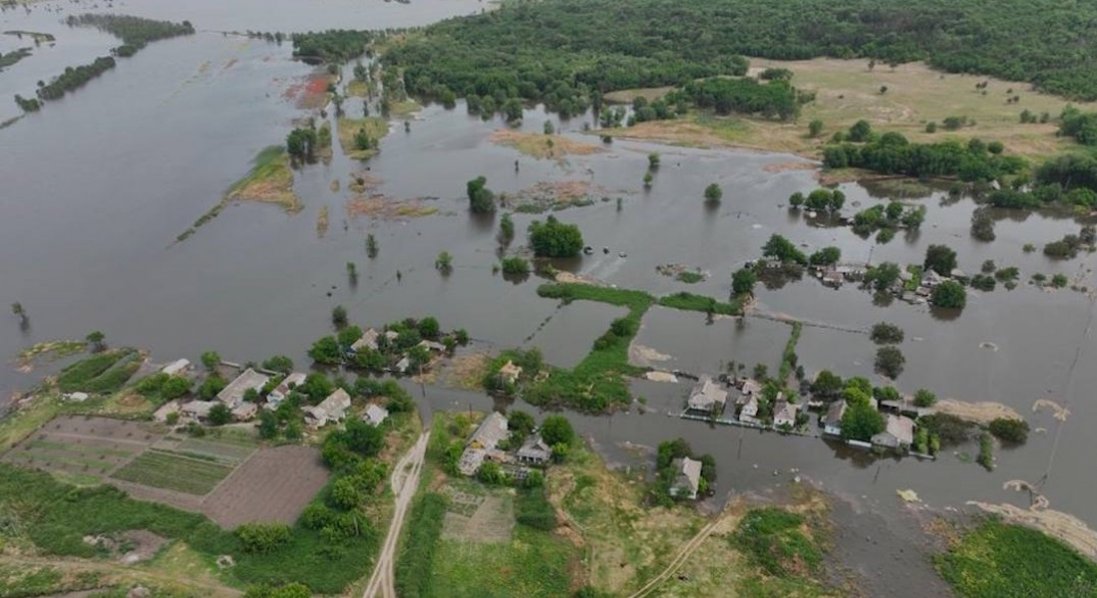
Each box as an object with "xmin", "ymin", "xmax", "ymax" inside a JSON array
[{"xmin": 3, "ymin": 0, "xmax": 1097, "ymax": 596}]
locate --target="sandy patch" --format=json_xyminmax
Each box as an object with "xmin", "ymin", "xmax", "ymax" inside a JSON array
[
  {"xmin": 553, "ymin": 271, "xmax": 602, "ymax": 286},
  {"xmin": 629, "ymin": 343, "xmax": 672, "ymax": 367},
  {"xmin": 490, "ymin": 129, "xmax": 603, "ymax": 161},
  {"xmin": 763, "ymin": 161, "xmax": 817, "ymax": 173},
  {"xmin": 346, "ymin": 195, "xmax": 438, "ymax": 220},
  {"xmin": 935, "ymin": 399, "xmax": 1023, "ymax": 425},
  {"xmin": 644, "ymin": 371, "xmax": 679, "ymax": 383}
]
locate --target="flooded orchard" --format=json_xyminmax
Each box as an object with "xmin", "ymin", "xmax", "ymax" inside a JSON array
[{"xmin": 3, "ymin": 0, "xmax": 1097, "ymax": 594}]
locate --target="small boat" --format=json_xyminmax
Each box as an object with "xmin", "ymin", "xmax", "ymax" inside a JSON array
[
  {"xmin": 603, "ymin": 247, "xmax": 609, "ymax": 254},
  {"xmin": 583, "ymin": 246, "xmax": 594, "ymax": 255}
]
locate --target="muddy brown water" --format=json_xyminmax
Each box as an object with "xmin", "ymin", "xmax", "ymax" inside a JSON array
[{"xmin": 3, "ymin": 0, "xmax": 1097, "ymax": 594}]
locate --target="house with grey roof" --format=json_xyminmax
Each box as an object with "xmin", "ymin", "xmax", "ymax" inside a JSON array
[
  {"xmin": 773, "ymin": 399, "xmax": 799, "ymax": 429},
  {"xmin": 351, "ymin": 328, "xmax": 380, "ymax": 352},
  {"xmin": 823, "ymin": 401, "xmax": 846, "ymax": 436},
  {"xmin": 303, "ymin": 388, "xmax": 351, "ymax": 428},
  {"xmin": 872, "ymin": 414, "xmax": 915, "ymax": 450},
  {"xmin": 669, "ymin": 457, "xmax": 702, "ymax": 500},
  {"xmin": 362, "ymin": 403, "xmax": 389, "ymax": 427},
  {"xmin": 516, "ymin": 434, "xmax": 552, "ymax": 466},
  {"xmin": 687, "ymin": 376, "xmax": 728, "ymax": 415},
  {"xmin": 217, "ymin": 368, "xmax": 269, "ymax": 408},
  {"xmin": 458, "ymin": 411, "xmax": 509, "ymax": 476},
  {"xmin": 267, "ymin": 372, "xmax": 306, "ymax": 409}
]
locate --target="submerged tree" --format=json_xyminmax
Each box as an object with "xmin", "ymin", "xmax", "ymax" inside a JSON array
[
  {"xmin": 435, "ymin": 251, "xmax": 453, "ymax": 274},
  {"xmin": 467, "ymin": 176, "xmax": 496, "ymax": 213},
  {"xmin": 704, "ymin": 183, "xmax": 723, "ymax": 204},
  {"xmin": 85, "ymin": 330, "xmax": 106, "ymax": 353},
  {"xmin": 10, "ymin": 302, "xmax": 26, "ymax": 323},
  {"xmin": 366, "ymin": 234, "xmax": 379, "ymax": 258},
  {"xmin": 332, "ymin": 305, "xmax": 348, "ymax": 329}
]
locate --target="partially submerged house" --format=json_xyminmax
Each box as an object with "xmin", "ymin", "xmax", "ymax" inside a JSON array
[
  {"xmin": 872, "ymin": 414, "xmax": 915, "ymax": 450},
  {"xmin": 417, "ymin": 340, "xmax": 446, "ymax": 353},
  {"xmin": 738, "ymin": 394, "xmax": 761, "ymax": 424},
  {"xmin": 350, "ymin": 328, "xmax": 380, "ymax": 353},
  {"xmin": 516, "ymin": 434, "xmax": 552, "ymax": 466},
  {"xmin": 304, "ymin": 388, "xmax": 351, "ymax": 428},
  {"xmin": 362, "ymin": 403, "xmax": 389, "ymax": 427},
  {"xmin": 687, "ymin": 376, "xmax": 728, "ymax": 415},
  {"xmin": 457, "ymin": 411, "xmax": 509, "ymax": 476},
  {"xmin": 823, "ymin": 401, "xmax": 846, "ymax": 436},
  {"xmin": 772, "ymin": 399, "xmax": 799, "ymax": 428},
  {"xmin": 669, "ymin": 457, "xmax": 702, "ymax": 500}
]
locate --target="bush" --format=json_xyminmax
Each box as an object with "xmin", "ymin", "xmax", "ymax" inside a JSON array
[
  {"xmin": 528, "ymin": 215, "xmax": 584, "ymax": 257},
  {"xmin": 932, "ymin": 280, "xmax": 967, "ymax": 309},
  {"xmin": 914, "ymin": 389, "xmax": 937, "ymax": 407},
  {"xmin": 236, "ymin": 523, "xmax": 292, "ymax": 554},
  {"xmin": 988, "ymin": 418, "xmax": 1030, "ymax": 444},
  {"xmin": 467, "ymin": 176, "xmax": 495, "ymax": 213},
  {"xmin": 874, "ymin": 346, "xmax": 905, "ymax": 379},
  {"xmin": 500, "ymin": 256, "xmax": 531, "ymax": 275},
  {"xmin": 870, "ymin": 322, "xmax": 904, "ymax": 344}
]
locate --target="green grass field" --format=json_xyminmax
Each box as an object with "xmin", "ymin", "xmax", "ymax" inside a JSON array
[
  {"xmin": 110, "ymin": 450, "xmax": 234, "ymax": 495},
  {"xmin": 936, "ymin": 519, "xmax": 1097, "ymax": 597},
  {"xmin": 427, "ymin": 525, "xmax": 575, "ymax": 598}
]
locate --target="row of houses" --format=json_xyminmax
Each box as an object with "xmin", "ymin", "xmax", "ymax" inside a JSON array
[
  {"xmin": 170, "ymin": 366, "xmax": 386, "ymax": 431},
  {"xmin": 684, "ymin": 375, "xmax": 922, "ymax": 453},
  {"xmin": 686, "ymin": 376, "xmax": 802, "ymax": 429},
  {"xmin": 456, "ymin": 411, "xmax": 553, "ymax": 478}
]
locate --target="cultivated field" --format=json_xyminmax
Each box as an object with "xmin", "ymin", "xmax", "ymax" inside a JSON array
[
  {"xmin": 1, "ymin": 416, "xmax": 326, "ymax": 529},
  {"xmin": 202, "ymin": 445, "xmax": 329, "ymax": 529},
  {"xmin": 0, "ymin": 416, "xmax": 159, "ymax": 485},
  {"xmin": 440, "ymin": 485, "xmax": 514, "ymax": 543},
  {"xmin": 111, "ymin": 450, "xmax": 234, "ymax": 495}
]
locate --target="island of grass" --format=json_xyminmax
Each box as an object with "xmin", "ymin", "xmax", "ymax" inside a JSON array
[
  {"xmin": 936, "ymin": 518, "xmax": 1097, "ymax": 597},
  {"xmin": 337, "ymin": 116, "xmax": 388, "ymax": 160},
  {"xmin": 489, "ymin": 129, "xmax": 603, "ymax": 161},
  {"xmin": 519, "ymin": 283, "xmax": 742, "ymax": 412},
  {"xmin": 0, "ymin": 47, "xmax": 33, "ymax": 71},
  {"xmin": 177, "ymin": 146, "xmax": 300, "ymax": 242}
]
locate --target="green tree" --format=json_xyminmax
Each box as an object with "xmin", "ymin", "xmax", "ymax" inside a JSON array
[
  {"xmin": 732, "ymin": 267, "xmax": 757, "ymax": 296},
  {"xmin": 848, "ymin": 119, "xmax": 873, "ymax": 142},
  {"xmin": 866, "ymin": 262, "xmax": 901, "ymax": 291},
  {"xmin": 988, "ymin": 418, "xmax": 1030, "ymax": 444},
  {"xmin": 435, "ymin": 251, "xmax": 453, "ymax": 274},
  {"xmin": 870, "ymin": 322, "xmax": 904, "ymax": 344},
  {"xmin": 332, "ymin": 305, "xmax": 348, "ymax": 328},
  {"xmin": 467, "ymin": 176, "xmax": 496, "ymax": 213},
  {"xmin": 874, "ymin": 346, "xmax": 905, "ymax": 379},
  {"xmin": 913, "ymin": 389, "xmax": 937, "ymax": 407},
  {"xmin": 501, "ymin": 256, "xmax": 530, "ymax": 275},
  {"xmin": 418, "ymin": 316, "xmax": 441, "ymax": 339},
  {"xmin": 528, "ymin": 215, "xmax": 584, "ymax": 257},
  {"xmin": 308, "ymin": 336, "xmax": 343, "ymax": 365},
  {"xmin": 262, "ymin": 355, "xmax": 294, "ymax": 374},
  {"xmin": 236, "ymin": 522, "xmax": 291, "ymax": 553},
  {"xmin": 924, "ymin": 244, "xmax": 958, "ymax": 276},
  {"xmin": 762, "ymin": 234, "xmax": 807, "ymax": 264},
  {"xmin": 200, "ymin": 351, "xmax": 221, "ymax": 371},
  {"xmin": 85, "ymin": 331, "xmax": 106, "ymax": 352},
  {"xmin": 540, "ymin": 415, "xmax": 575, "ymax": 447},
  {"xmin": 648, "ymin": 153, "xmax": 660, "ymax": 169},
  {"xmin": 704, "ymin": 183, "xmax": 723, "ymax": 204},
  {"xmin": 808, "ymin": 119, "xmax": 824, "ymax": 137},
  {"xmin": 161, "ymin": 376, "xmax": 191, "ymax": 400},
  {"xmin": 258, "ymin": 409, "xmax": 279, "ymax": 439},
  {"xmin": 208, "ymin": 403, "xmax": 232, "ymax": 426},
  {"xmin": 788, "ymin": 192, "xmax": 805, "ymax": 208},
  {"xmin": 840, "ymin": 397, "xmax": 885, "ymax": 441},
  {"xmin": 808, "ymin": 246, "xmax": 841, "ymax": 266},
  {"xmin": 932, "ymin": 280, "xmax": 967, "ymax": 309},
  {"xmin": 498, "ymin": 213, "xmax": 515, "ymax": 245}
]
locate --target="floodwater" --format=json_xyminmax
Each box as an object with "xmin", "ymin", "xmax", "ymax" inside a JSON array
[{"xmin": 3, "ymin": 0, "xmax": 1097, "ymax": 594}]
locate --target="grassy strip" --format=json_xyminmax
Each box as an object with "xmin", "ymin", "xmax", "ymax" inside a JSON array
[
  {"xmin": 936, "ymin": 519, "xmax": 1097, "ymax": 597},
  {"xmin": 776, "ymin": 321, "xmax": 803, "ymax": 383},
  {"xmin": 657, "ymin": 291, "xmax": 740, "ymax": 315},
  {"xmin": 531, "ymin": 283, "xmax": 743, "ymax": 412},
  {"xmin": 531, "ymin": 284, "xmax": 655, "ymax": 412},
  {"xmin": 56, "ymin": 349, "xmax": 139, "ymax": 393},
  {"xmin": 394, "ymin": 492, "xmax": 448, "ymax": 598},
  {"xmin": 110, "ymin": 450, "xmax": 234, "ymax": 495},
  {"xmin": 0, "ymin": 464, "xmax": 380, "ymax": 593},
  {"xmin": 337, "ymin": 116, "xmax": 388, "ymax": 160},
  {"xmin": 430, "ymin": 524, "xmax": 575, "ymax": 597}
]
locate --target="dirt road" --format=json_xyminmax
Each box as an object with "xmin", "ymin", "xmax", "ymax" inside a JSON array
[{"xmin": 363, "ymin": 430, "xmax": 430, "ymax": 598}]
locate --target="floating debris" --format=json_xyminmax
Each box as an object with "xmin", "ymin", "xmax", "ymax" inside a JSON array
[{"xmin": 1033, "ymin": 398, "xmax": 1070, "ymax": 422}]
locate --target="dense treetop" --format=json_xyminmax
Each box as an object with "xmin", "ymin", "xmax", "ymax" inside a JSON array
[{"xmin": 381, "ymin": 0, "xmax": 1097, "ymax": 108}]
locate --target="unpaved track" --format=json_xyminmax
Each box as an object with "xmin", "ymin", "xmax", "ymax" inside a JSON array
[
  {"xmin": 627, "ymin": 518, "xmax": 723, "ymax": 598},
  {"xmin": 363, "ymin": 431, "xmax": 430, "ymax": 598}
]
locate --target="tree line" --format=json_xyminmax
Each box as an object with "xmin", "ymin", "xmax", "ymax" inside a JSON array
[{"xmin": 378, "ymin": 0, "xmax": 1097, "ymax": 114}]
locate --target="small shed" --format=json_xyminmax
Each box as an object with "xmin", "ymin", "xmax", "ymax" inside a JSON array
[{"xmin": 362, "ymin": 404, "xmax": 389, "ymax": 426}]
